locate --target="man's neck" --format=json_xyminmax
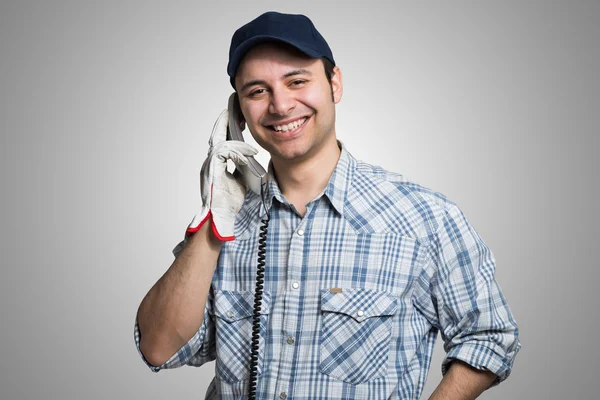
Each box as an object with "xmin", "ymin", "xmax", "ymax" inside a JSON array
[{"xmin": 271, "ymin": 138, "xmax": 341, "ymax": 214}]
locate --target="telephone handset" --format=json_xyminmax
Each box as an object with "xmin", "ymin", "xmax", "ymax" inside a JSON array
[
  {"xmin": 226, "ymin": 93, "xmax": 268, "ymax": 400},
  {"xmin": 226, "ymin": 93, "xmax": 267, "ymax": 195}
]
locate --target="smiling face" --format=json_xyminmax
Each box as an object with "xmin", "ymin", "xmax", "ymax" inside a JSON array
[{"xmin": 234, "ymin": 42, "xmax": 342, "ymax": 166}]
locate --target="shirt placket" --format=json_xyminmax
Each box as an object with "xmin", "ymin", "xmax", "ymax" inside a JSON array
[{"xmin": 273, "ymin": 204, "xmax": 310, "ymax": 400}]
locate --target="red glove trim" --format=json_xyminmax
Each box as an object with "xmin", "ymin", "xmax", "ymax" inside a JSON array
[
  {"xmin": 185, "ymin": 211, "xmax": 212, "ymax": 236},
  {"xmin": 185, "ymin": 210, "xmax": 236, "ymax": 242},
  {"xmin": 185, "ymin": 185, "xmax": 236, "ymax": 241},
  {"xmin": 211, "ymin": 218, "xmax": 235, "ymax": 242}
]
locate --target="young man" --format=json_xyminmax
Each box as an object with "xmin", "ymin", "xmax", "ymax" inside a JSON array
[{"xmin": 135, "ymin": 11, "xmax": 520, "ymax": 399}]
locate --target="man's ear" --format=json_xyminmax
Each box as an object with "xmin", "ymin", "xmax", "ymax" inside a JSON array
[{"xmin": 331, "ymin": 66, "xmax": 343, "ymax": 104}]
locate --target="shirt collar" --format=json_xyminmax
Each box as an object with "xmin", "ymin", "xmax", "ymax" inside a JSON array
[
  {"xmin": 323, "ymin": 141, "xmax": 355, "ymax": 215},
  {"xmin": 258, "ymin": 140, "xmax": 355, "ymax": 219}
]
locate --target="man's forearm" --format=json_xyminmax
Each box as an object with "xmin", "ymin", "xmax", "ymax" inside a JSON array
[
  {"xmin": 136, "ymin": 219, "xmax": 222, "ymax": 366},
  {"xmin": 428, "ymin": 360, "xmax": 497, "ymax": 400}
]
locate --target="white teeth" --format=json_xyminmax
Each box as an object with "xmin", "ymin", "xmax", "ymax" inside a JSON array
[{"xmin": 272, "ymin": 117, "xmax": 307, "ymax": 132}]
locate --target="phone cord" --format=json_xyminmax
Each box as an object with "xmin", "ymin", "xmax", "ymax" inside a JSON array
[{"xmin": 248, "ymin": 216, "xmax": 269, "ymax": 400}]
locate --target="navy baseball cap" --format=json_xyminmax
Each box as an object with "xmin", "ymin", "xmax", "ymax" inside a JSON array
[{"xmin": 227, "ymin": 11, "xmax": 335, "ymax": 88}]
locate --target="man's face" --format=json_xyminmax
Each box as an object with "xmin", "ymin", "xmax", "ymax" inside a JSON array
[{"xmin": 234, "ymin": 43, "xmax": 342, "ymax": 164}]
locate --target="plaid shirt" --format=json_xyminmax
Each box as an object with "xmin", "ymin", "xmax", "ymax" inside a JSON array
[{"xmin": 135, "ymin": 143, "xmax": 520, "ymax": 399}]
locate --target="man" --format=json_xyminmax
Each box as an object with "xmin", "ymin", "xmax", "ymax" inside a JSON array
[{"xmin": 135, "ymin": 11, "xmax": 520, "ymax": 400}]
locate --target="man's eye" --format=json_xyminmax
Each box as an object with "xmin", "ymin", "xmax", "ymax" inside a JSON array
[
  {"xmin": 249, "ymin": 89, "xmax": 266, "ymax": 96},
  {"xmin": 291, "ymin": 80, "xmax": 306, "ymax": 86}
]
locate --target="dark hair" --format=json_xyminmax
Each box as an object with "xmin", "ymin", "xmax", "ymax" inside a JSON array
[
  {"xmin": 322, "ymin": 57, "xmax": 335, "ymax": 85},
  {"xmin": 321, "ymin": 57, "xmax": 335, "ymax": 100}
]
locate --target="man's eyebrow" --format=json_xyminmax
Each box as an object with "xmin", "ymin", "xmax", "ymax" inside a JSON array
[
  {"xmin": 283, "ymin": 68, "xmax": 312, "ymax": 79},
  {"xmin": 239, "ymin": 69, "xmax": 313, "ymax": 93}
]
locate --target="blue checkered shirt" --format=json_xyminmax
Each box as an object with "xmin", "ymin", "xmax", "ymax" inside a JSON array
[{"xmin": 134, "ymin": 143, "xmax": 520, "ymax": 399}]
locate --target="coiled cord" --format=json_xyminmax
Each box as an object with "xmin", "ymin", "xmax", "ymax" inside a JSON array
[
  {"xmin": 248, "ymin": 183, "xmax": 270, "ymax": 400},
  {"xmin": 248, "ymin": 217, "xmax": 269, "ymax": 400}
]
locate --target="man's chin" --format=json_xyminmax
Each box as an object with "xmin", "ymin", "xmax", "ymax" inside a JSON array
[{"xmin": 268, "ymin": 144, "xmax": 311, "ymax": 164}]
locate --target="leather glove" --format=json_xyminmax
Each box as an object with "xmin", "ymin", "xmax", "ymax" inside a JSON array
[{"xmin": 186, "ymin": 109, "xmax": 258, "ymax": 241}]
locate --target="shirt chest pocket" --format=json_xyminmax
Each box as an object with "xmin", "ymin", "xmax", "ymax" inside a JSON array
[
  {"xmin": 319, "ymin": 288, "xmax": 397, "ymax": 384},
  {"xmin": 211, "ymin": 290, "xmax": 272, "ymax": 384}
]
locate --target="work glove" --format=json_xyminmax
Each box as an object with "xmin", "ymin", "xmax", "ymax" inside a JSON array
[{"xmin": 186, "ymin": 109, "xmax": 258, "ymax": 241}]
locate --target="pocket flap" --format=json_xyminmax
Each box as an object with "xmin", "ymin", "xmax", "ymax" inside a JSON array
[
  {"xmin": 320, "ymin": 288, "xmax": 397, "ymax": 322},
  {"xmin": 213, "ymin": 290, "xmax": 272, "ymax": 322}
]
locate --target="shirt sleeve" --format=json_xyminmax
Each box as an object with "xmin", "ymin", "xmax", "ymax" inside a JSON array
[
  {"xmin": 133, "ymin": 239, "xmax": 217, "ymax": 372},
  {"xmin": 416, "ymin": 202, "xmax": 521, "ymax": 386}
]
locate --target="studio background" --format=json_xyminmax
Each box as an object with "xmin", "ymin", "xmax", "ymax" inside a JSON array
[{"xmin": 1, "ymin": 1, "xmax": 598, "ymax": 399}]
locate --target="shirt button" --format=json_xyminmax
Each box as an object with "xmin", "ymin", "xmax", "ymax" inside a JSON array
[
  {"xmin": 280, "ymin": 392, "xmax": 287, "ymax": 399},
  {"xmin": 357, "ymin": 310, "xmax": 364, "ymax": 317},
  {"xmin": 227, "ymin": 311, "xmax": 234, "ymax": 318},
  {"xmin": 287, "ymin": 336, "xmax": 295, "ymax": 345},
  {"xmin": 297, "ymin": 229, "xmax": 304, "ymax": 236},
  {"xmin": 291, "ymin": 281, "xmax": 299, "ymax": 289}
]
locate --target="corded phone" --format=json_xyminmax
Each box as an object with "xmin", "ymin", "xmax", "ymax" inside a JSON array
[
  {"xmin": 225, "ymin": 92, "xmax": 269, "ymax": 400},
  {"xmin": 226, "ymin": 93, "xmax": 267, "ymax": 194}
]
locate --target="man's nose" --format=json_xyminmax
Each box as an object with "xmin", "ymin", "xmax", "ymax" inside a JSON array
[{"xmin": 268, "ymin": 88, "xmax": 295, "ymax": 116}]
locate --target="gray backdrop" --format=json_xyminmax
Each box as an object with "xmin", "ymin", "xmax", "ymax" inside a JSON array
[{"xmin": 1, "ymin": 1, "xmax": 598, "ymax": 399}]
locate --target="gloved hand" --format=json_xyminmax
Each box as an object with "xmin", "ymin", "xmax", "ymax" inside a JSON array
[{"xmin": 186, "ymin": 109, "xmax": 258, "ymax": 241}]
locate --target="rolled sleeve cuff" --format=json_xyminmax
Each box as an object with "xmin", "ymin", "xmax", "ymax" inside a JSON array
[
  {"xmin": 442, "ymin": 341, "xmax": 519, "ymax": 386},
  {"xmin": 133, "ymin": 311, "xmax": 209, "ymax": 373}
]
